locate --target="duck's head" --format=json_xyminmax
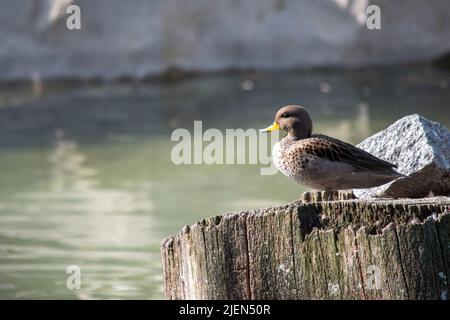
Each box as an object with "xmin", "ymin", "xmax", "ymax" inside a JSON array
[{"xmin": 260, "ymin": 105, "xmax": 312, "ymax": 139}]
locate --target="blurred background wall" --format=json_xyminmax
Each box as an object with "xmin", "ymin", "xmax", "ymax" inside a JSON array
[{"xmin": 1, "ymin": 0, "xmax": 450, "ymax": 80}]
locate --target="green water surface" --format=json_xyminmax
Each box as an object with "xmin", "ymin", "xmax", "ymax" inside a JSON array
[{"xmin": 0, "ymin": 66, "xmax": 449, "ymax": 299}]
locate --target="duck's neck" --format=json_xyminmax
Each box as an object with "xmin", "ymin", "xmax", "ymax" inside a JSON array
[{"xmin": 287, "ymin": 129, "xmax": 311, "ymax": 140}]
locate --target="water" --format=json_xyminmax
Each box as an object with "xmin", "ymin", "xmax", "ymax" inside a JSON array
[{"xmin": 0, "ymin": 65, "xmax": 449, "ymax": 299}]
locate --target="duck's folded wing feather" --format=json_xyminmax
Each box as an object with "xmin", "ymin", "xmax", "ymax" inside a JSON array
[{"xmin": 301, "ymin": 134, "xmax": 397, "ymax": 172}]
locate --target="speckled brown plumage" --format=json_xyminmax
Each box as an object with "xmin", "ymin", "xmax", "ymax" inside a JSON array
[{"xmin": 263, "ymin": 105, "xmax": 405, "ymax": 191}]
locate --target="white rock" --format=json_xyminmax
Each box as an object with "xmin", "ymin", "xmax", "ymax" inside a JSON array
[{"xmin": 354, "ymin": 114, "xmax": 450, "ymax": 198}]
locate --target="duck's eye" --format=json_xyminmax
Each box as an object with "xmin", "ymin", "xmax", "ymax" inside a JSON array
[{"xmin": 281, "ymin": 112, "xmax": 290, "ymax": 118}]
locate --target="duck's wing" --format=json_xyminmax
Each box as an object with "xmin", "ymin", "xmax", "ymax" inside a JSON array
[{"xmin": 299, "ymin": 134, "xmax": 399, "ymax": 173}]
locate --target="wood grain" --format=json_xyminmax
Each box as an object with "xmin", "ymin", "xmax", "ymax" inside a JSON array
[{"xmin": 161, "ymin": 194, "xmax": 450, "ymax": 300}]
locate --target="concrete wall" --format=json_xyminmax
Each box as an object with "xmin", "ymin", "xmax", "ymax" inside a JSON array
[{"xmin": 1, "ymin": 0, "xmax": 450, "ymax": 80}]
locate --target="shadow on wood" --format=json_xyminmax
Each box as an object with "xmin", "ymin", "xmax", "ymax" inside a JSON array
[{"xmin": 161, "ymin": 194, "xmax": 450, "ymax": 300}]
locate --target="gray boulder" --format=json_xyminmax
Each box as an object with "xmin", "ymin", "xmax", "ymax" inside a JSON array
[{"xmin": 354, "ymin": 114, "xmax": 450, "ymax": 199}]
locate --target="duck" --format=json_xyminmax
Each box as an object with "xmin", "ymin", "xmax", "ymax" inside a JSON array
[{"xmin": 261, "ymin": 105, "xmax": 404, "ymax": 192}]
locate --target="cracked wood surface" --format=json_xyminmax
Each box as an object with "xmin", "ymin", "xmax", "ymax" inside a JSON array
[{"xmin": 160, "ymin": 195, "xmax": 450, "ymax": 300}]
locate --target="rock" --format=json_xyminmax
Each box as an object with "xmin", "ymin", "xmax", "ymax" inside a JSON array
[
  {"xmin": 2, "ymin": 0, "xmax": 450, "ymax": 80},
  {"xmin": 354, "ymin": 114, "xmax": 450, "ymax": 199}
]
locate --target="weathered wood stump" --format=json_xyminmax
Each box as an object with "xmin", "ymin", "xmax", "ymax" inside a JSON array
[{"xmin": 161, "ymin": 194, "xmax": 450, "ymax": 300}]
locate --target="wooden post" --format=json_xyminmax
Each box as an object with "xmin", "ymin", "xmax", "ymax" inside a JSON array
[{"xmin": 161, "ymin": 194, "xmax": 450, "ymax": 300}]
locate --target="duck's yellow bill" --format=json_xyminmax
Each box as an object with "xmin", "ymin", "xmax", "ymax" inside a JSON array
[{"xmin": 260, "ymin": 122, "xmax": 280, "ymax": 132}]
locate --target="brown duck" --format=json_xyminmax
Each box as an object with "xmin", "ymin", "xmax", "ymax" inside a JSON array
[{"xmin": 261, "ymin": 105, "xmax": 404, "ymax": 191}]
